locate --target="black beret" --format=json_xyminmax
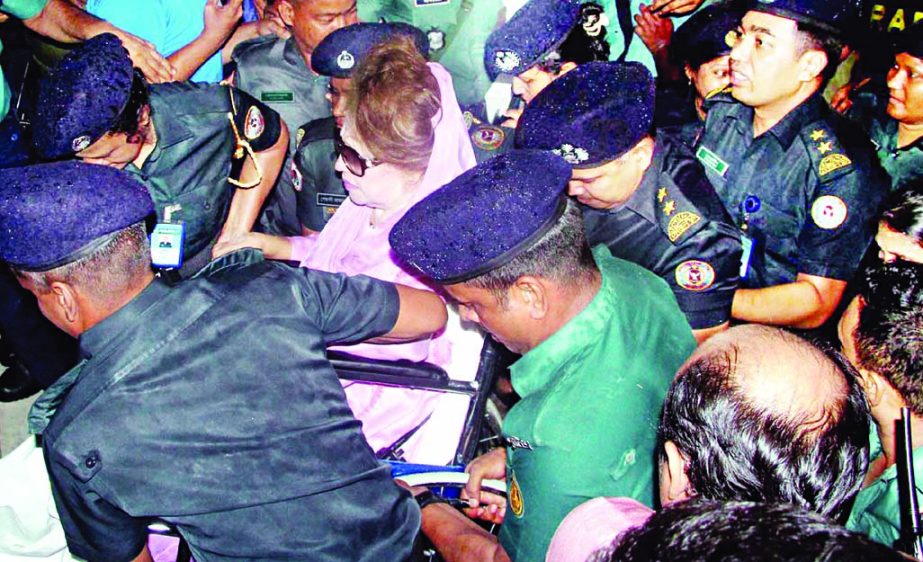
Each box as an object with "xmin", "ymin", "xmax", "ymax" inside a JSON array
[
  {"xmin": 390, "ymin": 150, "xmax": 572, "ymax": 284},
  {"xmin": 748, "ymin": 0, "xmax": 855, "ymax": 35},
  {"xmin": 311, "ymin": 22, "xmax": 429, "ymax": 78},
  {"xmin": 33, "ymin": 33, "xmax": 135, "ymax": 160},
  {"xmin": 671, "ymin": 3, "xmax": 745, "ymax": 68},
  {"xmin": 894, "ymin": 21, "xmax": 923, "ymax": 59},
  {"xmin": 515, "ymin": 61, "xmax": 655, "ymax": 168},
  {"xmin": 0, "ymin": 161, "xmax": 154, "ymax": 271}
]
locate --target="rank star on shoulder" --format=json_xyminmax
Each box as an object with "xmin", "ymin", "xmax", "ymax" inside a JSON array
[
  {"xmin": 810, "ymin": 129, "xmax": 826, "ymax": 142},
  {"xmin": 817, "ymin": 141, "xmax": 833, "ymax": 154}
]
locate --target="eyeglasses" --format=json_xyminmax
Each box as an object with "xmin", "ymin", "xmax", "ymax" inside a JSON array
[{"xmin": 334, "ymin": 132, "xmax": 380, "ymax": 177}]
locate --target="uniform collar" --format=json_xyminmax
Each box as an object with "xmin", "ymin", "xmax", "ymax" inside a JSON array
[
  {"xmin": 761, "ymin": 93, "xmax": 827, "ymax": 148},
  {"xmin": 622, "ymin": 140, "xmax": 666, "ymax": 224},
  {"xmin": 79, "ymin": 277, "xmax": 171, "ymax": 360},
  {"xmin": 509, "ymin": 246, "xmax": 615, "ymax": 398}
]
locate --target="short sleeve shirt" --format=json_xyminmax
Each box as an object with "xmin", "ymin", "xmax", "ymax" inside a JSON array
[
  {"xmin": 498, "ymin": 246, "xmax": 696, "ymax": 561},
  {"xmin": 33, "ymin": 250, "xmax": 418, "ymax": 562},
  {"xmin": 291, "ymin": 117, "xmax": 347, "ymax": 232},
  {"xmin": 695, "ymin": 93, "xmax": 889, "ymax": 288},
  {"xmin": 849, "ymin": 91, "xmax": 923, "ymax": 192},
  {"xmin": 583, "ymin": 133, "xmax": 741, "ymax": 329},
  {"xmin": 0, "ymin": 0, "xmax": 48, "ymax": 118}
]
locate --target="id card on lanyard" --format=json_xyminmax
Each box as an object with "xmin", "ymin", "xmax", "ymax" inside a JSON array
[{"xmin": 150, "ymin": 204, "xmax": 185, "ymax": 269}]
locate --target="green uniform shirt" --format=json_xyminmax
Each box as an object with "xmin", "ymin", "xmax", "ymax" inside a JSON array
[
  {"xmin": 498, "ymin": 245, "xmax": 696, "ymax": 561},
  {"xmin": 0, "ymin": 0, "xmax": 47, "ymax": 119},
  {"xmin": 849, "ymin": 91, "xmax": 923, "ymax": 192},
  {"xmin": 847, "ymin": 433, "xmax": 923, "ymax": 547},
  {"xmin": 359, "ymin": 0, "xmax": 503, "ymax": 106}
]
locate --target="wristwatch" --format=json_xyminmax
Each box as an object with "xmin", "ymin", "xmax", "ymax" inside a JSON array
[{"xmin": 414, "ymin": 489, "xmax": 447, "ymax": 511}]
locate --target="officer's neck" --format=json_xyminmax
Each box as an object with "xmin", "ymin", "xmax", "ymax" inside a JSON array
[
  {"xmin": 897, "ymin": 121, "xmax": 923, "ymax": 149},
  {"xmin": 751, "ymin": 82, "xmax": 819, "ymax": 138},
  {"xmin": 132, "ymin": 122, "xmax": 158, "ymax": 169}
]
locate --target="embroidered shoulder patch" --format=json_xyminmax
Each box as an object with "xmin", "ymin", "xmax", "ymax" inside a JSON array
[
  {"xmin": 675, "ymin": 260, "xmax": 715, "ymax": 292},
  {"xmin": 244, "ymin": 106, "xmax": 265, "ymax": 140},
  {"xmin": 471, "ymin": 125, "xmax": 505, "ymax": 152},
  {"xmin": 819, "ymin": 153, "xmax": 852, "ymax": 176},
  {"xmin": 668, "ymin": 211, "xmax": 701, "ymax": 242},
  {"xmin": 811, "ymin": 195, "xmax": 848, "ymax": 229}
]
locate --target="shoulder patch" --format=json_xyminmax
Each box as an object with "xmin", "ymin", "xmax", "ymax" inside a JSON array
[
  {"xmin": 800, "ymin": 125, "xmax": 854, "ymax": 182},
  {"xmin": 244, "ymin": 106, "xmax": 265, "ymax": 140},
  {"xmin": 810, "ymin": 195, "xmax": 848, "ymax": 229},
  {"xmin": 675, "ymin": 260, "xmax": 715, "ymax": 292},
  {"xmin": 299, "ymin": 117, "xmax": 338, "ymax": 146},
  {"xmin": 471, "ymin": 125, "xmax": 505, "ymax": 152},
  {"xmin": 819, "ymin": 153, "xmax": 852, "ymax": 176},
  {"xmin": 668, "ymin": 212, "xmax": 701, "ymax": 242}
]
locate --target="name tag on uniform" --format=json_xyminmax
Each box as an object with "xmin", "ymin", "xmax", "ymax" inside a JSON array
[
  {"xmin": 150, "ymin": 223, "xmax": 185, "ymax": 269},
  {"xmin": 317, "ymin": 193, "xmax": 348, "ymax": 207},
  {"xmin": 261, "ymin": 91, "xmax": 294, "ymax": 103},
  {"xmin": 415, "ymin": 0, "xmax": 450, "ymax": 5},
  {"xmin": 740, "ymin": 234, "xmax": 753, "ymax": 279},
  {"xmin": 696, "ymin": 146, "xmax": 730, "ymax": 177}
]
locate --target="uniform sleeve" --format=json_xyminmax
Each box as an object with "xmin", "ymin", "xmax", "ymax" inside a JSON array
[
  {"xmin": 795, "ymin": 161, "xmax": 887, "ymax": 280},
  {"xmin": 667, "ymin": 225, "xmax": 741, "ymax": 329},
  {"xmin": 45, "ymin": 450, "xmax": 149, "ymax": 562},
  {"xmin": 1, "ymin": 0, "xmax": 48, "ymax": 19},
  {"xmin": 295, "ymin": 268, "xmax": 401, "ymax": 345},
  {"xmin": 230, "ymin": 87, "xmax": 283, "ymax": 152}
]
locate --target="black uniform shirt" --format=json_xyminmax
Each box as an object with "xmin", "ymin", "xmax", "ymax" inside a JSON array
[
  {"xmin": 290, "ymin": 117, "xmax": 347, "ymax": 232},
  {"xmin": 696, "ymin": 93, "xmax": 888, "ymax": 288},
  {"xmin": 32, "ymin": 250, "xmax": 419, "ymax": 562},
  {"xmin": 583, "ymin": 133, "xmax": 742, "ymax": 330}
]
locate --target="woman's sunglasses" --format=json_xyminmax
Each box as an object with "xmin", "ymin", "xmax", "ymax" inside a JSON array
[{"xmin": 334, "ymin": 133, "xmax": 380, "ymax": 177}]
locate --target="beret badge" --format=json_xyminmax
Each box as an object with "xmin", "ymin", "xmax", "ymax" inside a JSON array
[
  {"xmin": 553, "ymin": 143, "xmax": 590, "ymax": 165},
  {"xmin": 494, "ymin": 50, "xmax": 522, "ymax": 74},
  {"xmin": 336, "ymin": 50, "xmax": 355, "ymax": 70},
  {"xmin": 71, "ymin": 135, "xmax": 92, "ymax": 153}
]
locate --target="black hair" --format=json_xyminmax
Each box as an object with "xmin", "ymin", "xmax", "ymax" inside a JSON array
[
  {"xmin": 599, "ymin": 499, "xmax": 905, "ymax": 562},
  {"xmin": 795, "ymin": 22, "xmax": 845, "ymax": 87},
  {"xmin": 109, "ymin": 68, "xmax": 151, "ymax": 139},
  {"xmin": 658, "ymin": 328, "xmax": 869, "ymax": 522},
  {"xmin": 539, "ymin": 2, "xmax": 610, "ymax": 74},
  {"xmin": 465, "ymin": 198, "xmax": 597, "ymax": 306},
  {"xmin": 854, "ymin": 260, "xmax": 923, "ymax": 416},
  {"xmin": 881, "ymin": 183, "xmax": 923, "ymax": 245}
]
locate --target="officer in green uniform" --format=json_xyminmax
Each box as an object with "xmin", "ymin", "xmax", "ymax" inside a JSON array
[
  {"xmin": 33, "ymin": 34, "xmax": 287, "ymax": 277},
  {"xmin": 233, "ymin": 0, "xmax": 358, "ymax": 235},
  {"xmin": 695, "ymin": 0, "xmax": 888, "ymax": 329},
  {"xmin": 390, "ymin": 150, "xmax": 696, "ymax": 562},
  {"xmin": 849, "ymin": 22, "xmax": 923, "ymax": 191},
  {"xmin": 517, "ymin": 61, "xmax": 741, "ymax": 343},
  {"xmin": 359, "ymin": 0, "xmax": 503, "ymax": 108},
  {"xmin": 287, "ymin": 22, "xmax": 427, "ymax": 233}
]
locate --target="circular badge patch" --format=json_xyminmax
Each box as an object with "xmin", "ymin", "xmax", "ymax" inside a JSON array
[
  {"xmin": 509, "ymin": 471, "xmax": 524, "ymax": 518},
  {"xmin": 290, "ymin": 162, "xmax": 303, "ymax": 192},
  {"xmin": 71, "ymin": 135, "xmax": 92, "ymax": 153},
  {"xmin": 471, "ymin": 125, "xmax": 505, "ymax": 151},
  {"xmin": 675, "ymin": 260, "xmax": 716, "ymax": 292},
  {"xmin": 811, "ymin": 195, "xmax": 848, "ymax": 230},
  {"xmin": 336, "ymin": 50, "xmax": 355, "ymax": 70},
  {"xmin": 244, "ymin": 106, "xmax": 265, "ymax": 141},
  {"xmin": 427, "ymin": 28, "xmax": 445, "ymax": 53}
]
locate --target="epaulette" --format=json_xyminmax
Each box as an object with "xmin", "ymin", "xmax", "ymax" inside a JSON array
[
  {"xmin": 702, "ymin": 87, "xmax": 735, "ymax": 112},
  {"xmin": 799, "ymin": 122, "xmax": 854, "ymax": 183},
  {"xmin": 230, "ymin": 34, "xmax": 281, "ymax": 63},
  {"xmin": 296, "ymin": 116, "xmax": 337, "ymax": 149},
  {"xmin": 654, "ymin": 183, "xmax": 709, "ymax": 245}
]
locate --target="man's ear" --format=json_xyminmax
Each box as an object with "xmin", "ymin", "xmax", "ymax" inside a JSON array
[
  {"xmin": 661, "ymin": 440, "xmax": 694, "ymax": 505},
  {"xmin": 50, "ymin": 281, "xmax": 80, "ymax": 326},
  {"xmin": 276, "ymin": 0, "xmax": 296, "ymax": 27},
  {"xmin": 629, "ymin": 136, "xmax": 655, "ymax": 169},
  {"xmin": 797, "ymin": 49, "xmax": 828, "ymax": 83},
  {"xmin": 513, "ymin": 276, "xmax": 548, "ymax": 320},
  {"xmin": 857, "ymin": 368, "xmax": 891, "ymax": 409}
]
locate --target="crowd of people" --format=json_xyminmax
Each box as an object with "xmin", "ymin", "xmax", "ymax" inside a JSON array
[{"xmin": 2, "ymin": 0, "xmax": 923, "ymax": 561}]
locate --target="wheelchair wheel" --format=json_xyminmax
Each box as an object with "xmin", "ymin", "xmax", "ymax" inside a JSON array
[{"xmin": 403, "ymin": 471, "xmax": 508, "ymax": 562}]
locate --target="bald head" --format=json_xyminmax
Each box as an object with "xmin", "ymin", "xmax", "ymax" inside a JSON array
[{"xmin": 660, "ymin": 325, "xmax": 869, "ymax": 521}]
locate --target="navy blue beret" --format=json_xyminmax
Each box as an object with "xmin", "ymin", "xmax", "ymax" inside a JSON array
[
  {"xmin": 671, "ymin": 3, "xmax": 744, "ymax": 68},
  {"xmin": 312, "ymin": 22, "xmax": 429, "ymax": 78},
  {"xmin": 0, "ymin": 161, "xmax": 154, "ymax": 271},
  {"xmin": 515, "ymin": 61, "xmax": 654, "ymax": 168},
  {"xmin": 484, "ymin": 0, "xmax": 582, "ymax": 82},
  {"xmin": 33, "ymin": 33, "xmax": 135, "ymax": 160},
  {"xmin": 748, "ymin": 0, "xmax": 855, "ymax": 35},
  {"xmin": 390, "ymin": 150, "xmax": 571, "ymax": 284},
  {"xmin": 894, "ymin": 22, "xmax": 923, "ymax": 59}
]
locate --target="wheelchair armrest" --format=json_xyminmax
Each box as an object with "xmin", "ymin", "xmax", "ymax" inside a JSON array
[{"xmin": 329, "ymin": 351, "xmax": 459, "ymax": 390}]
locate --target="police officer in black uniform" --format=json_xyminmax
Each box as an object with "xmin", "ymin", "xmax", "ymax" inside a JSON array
[
  {"xmin": 696, "ymin": 0, "xmax": 888, "ymax": 329},
  {"xmin": 33, "ymin": 34, "xmax": 287, "ymax": 278},
  {"xmin": 287, "ymin": 22, "xmax": 428, "ymax": 234},
  {"xmin": 517, "ymin": 61, "xmax": 741, "ymax": 342}
]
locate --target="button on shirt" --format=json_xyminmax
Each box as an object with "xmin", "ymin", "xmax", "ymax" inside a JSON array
[
  {"xmin": 696, "ymin": 93, "xmax": 888, "ymax": 288},
  {"xmin": 849, "ymin": 91, "xmax": 923, "ymax": 192},
  {"xmin": 31, "ymin": 250, "xmax": 419, "ymax": 562},
  {"xmin": 583, "ymin": 133, "xmax": 741, "ymax": 330},
  {"xmin": 498, "ymin": 245, "xmax": 696, "ymax": 562}
]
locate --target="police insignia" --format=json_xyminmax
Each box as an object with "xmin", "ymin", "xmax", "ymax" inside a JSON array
[
  {"xmin": 811, "ymin": 195, "xmax": 848, "ymax": 229},
  {"xmin": 553, "ymin": 143, "xmax": 589, "ymax": 165},
  {"xmin": 509, "ymin": 472, "xmax": 525, "ymax": 518},
  {"xmin": 817, "ymin": 141, "xmax": 833, "ymax": 154},
  {"xmin": 495, "ymin": 50, "xmax": 521, "ymax": 73},
  {"xmin": 668, "ymin": 211, "xmax": 701, "ymax": 242},
  {"xmin": 427, "ymin": 28, "xmax": 446, "ymax": 52},
  {"xmin": 290, "ymin": 162, "xmax": 303, "ymax": 192},
  {"xmin": 819, "ymin": 153, "xmax": 852, "ymax": 176},
  {"xmin": 336, "ymin": 50, "xmax": 355, "ymax": 70},
  {"xmin": 244, "ymin": 106, "xmax": 265, "ymax": 140},
  {"xmin": 71, "ymin": 135, "xmax": 92, "ymax": 153},
  {"xmin": 725, "ymin": 29, "xmax": 738, "ymax": 48},
  {"xmin": 471, "ymin": 125, "xmax": 505, "ymax": 151},
  {"xmin": 810, "ymin": 129, "xmax": 826, "ymax": 141},
  {"xmin": 675, "ymin": 260, "xmax": 715, "ymax": 292}
]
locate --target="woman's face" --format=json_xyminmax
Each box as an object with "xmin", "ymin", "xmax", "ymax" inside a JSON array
[
  {"xmin": 876, "ymin": 221, "xmax": 923, "ymax": 264},
  {"xmin": 334, "ymin": 119, "xmax": 421, "ymax": 211},
  {"xmin": 686, "ymin": 55, "xmax": 731, "ymax": 101}
]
